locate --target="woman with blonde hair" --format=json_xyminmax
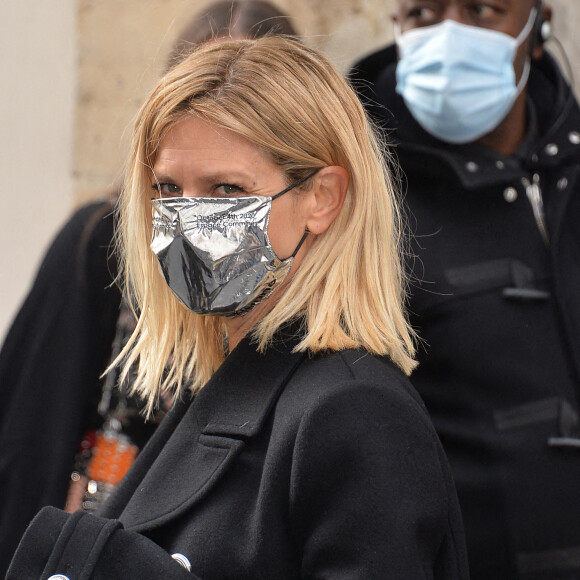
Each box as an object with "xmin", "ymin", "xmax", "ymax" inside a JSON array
[{"xmin": 8, "ymin": 36, "xmax": 468, "ymax": 579}]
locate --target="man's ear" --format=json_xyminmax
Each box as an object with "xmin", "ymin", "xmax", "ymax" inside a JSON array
[
  {"xmin": 305, "ymin": 166, "xmax": 349, "ymax": 235},
  {"xmin": 532, "ymin": 4, "xmax": 553, "ymax": 59}
]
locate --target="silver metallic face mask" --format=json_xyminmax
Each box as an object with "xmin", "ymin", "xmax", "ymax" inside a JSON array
[{"xmin": 150, "ymin": 173, "xmax": 314, "ymax": 316}]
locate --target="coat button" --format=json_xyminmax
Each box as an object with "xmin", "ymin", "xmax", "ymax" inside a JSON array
[
  {"xmin": 47, "ymin": 576, "xmax": 71, "ymax": 580},
  {"xmin": 544, "ymin": 143, "xmax": 559, "ymax": 156},
  {"xmin": 465, "ymin": 161, "xmax": 479, "ymax": 172},
  {"xmin": 569, "ymin": 131, "xmax": 580, "ymax": 144},
  {"xmin": 557, "ymin": 177, "xmax": 568, "ymax": 191},
  {"xmin": 172, "ymin": 553, "xmax": 192, "ymax": 571},
  {"xmin": 503, "ymin": 187, "xmax": 518, "ymax": 202}
]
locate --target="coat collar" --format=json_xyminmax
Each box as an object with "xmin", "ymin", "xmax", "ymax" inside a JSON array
[
  {"xmin": 194, "ymin": 324, "xmax": 307, "ymax": 438},
  {"xmin": 351, "ymin": 46, "xmax": 580, "ymax": 190},
  {"xmin": 114, "ymin": 322, "xmax": 308, "ymax": 531}
]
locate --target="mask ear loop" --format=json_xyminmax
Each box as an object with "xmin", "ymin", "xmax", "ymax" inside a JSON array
[
  {"xmin": 512, "ymin": 7, "xmax": 539, "ymax": 100},
  {"xmin": 515, "ymin": 58, "xmax": 532, "ymax": 98},
  {"xmin": 517, "ymin": 7, "xmax": 539, "ymax": 47},
  {"xmin": 271, "ymin": 169, "xmax": 320, "ymax": 200},
  {"xmin": 289, "ymin": 229, "xmax": 310, "ymax": 259},
  {"xmin": 271, "ymin": 169, "xmax": 319, "ymax": 260}
]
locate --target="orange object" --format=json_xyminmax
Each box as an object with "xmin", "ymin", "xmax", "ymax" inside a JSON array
[{"xmin": 86, "ymin": 432, "xmax": 138, "ymax": 486}]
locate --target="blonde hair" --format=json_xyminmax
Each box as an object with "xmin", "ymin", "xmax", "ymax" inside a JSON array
[{"xmin": 117, "ymin": 36, "xmax": 416, "ymax": 413}]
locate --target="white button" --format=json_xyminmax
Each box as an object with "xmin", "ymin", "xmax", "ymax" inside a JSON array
[
  {"xmin": 466, "ymin": 161, "xmax": 479, "ymax": 172},
  {"xmin": 48, "ymin": 576, "xmax": 70, "ymax": 580},
  {"xmin": 172, "ymin": 553, "xmax": 192, "ymax": 571},
  {"xmin": 545, "ymin": 143, "xmax": 559, "ymax": 156},
  {"xmin": 557, "ymin": 177, "xmax": 568, "ymax": 191},
  {"xmin": 569, "ymin": 131, "xmax": 580, "ymax": 144},
  {"xmin": 495, "ymin": 160, "xmax": 505, "ymax": 169},
  {"xmin": 503, "ymin": 188, "xmax": 518, "ymax": 203}
]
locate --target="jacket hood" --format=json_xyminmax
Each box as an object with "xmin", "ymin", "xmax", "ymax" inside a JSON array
[{"xmin": 350, "ymin": 43, "xmax": 580, "ymax": 189}]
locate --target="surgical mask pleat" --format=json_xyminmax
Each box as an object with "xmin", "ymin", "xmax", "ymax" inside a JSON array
[{"xmin": 395, "ymin": 9, "xmax": 537, "ymax": 144}]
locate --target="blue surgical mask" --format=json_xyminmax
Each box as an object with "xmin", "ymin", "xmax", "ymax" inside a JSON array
[{"xmin": 395, "ymin": 9, "xmax": 537, "ymax": 144}]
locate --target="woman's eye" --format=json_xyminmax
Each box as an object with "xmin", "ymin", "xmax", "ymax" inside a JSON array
[
  {"xmin": 152, "ymin": 182, "xmax": 182, "ymax": 197},
  {"xmin": 215, "ymin": 183, "xmax": 244, "ymax": 196}
]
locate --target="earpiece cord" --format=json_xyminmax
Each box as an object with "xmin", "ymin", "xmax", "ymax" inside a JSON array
[
  {"xmin": 540, "ymin": 35, "xmax": 576, "ymax": 141},
  {"xmin": 547, "ymin": 34, "xmax": 575, "ymax": 88}
]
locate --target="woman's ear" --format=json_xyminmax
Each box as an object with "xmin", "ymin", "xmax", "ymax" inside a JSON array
[{"xmin": 305, "ymin": 166, "xmax": 349, "ymax": 235}]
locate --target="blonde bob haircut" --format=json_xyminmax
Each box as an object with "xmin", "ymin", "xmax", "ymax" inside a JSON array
[{"xmin": 117, "ymin": 36, "xmax": 417, "ymax": 413}]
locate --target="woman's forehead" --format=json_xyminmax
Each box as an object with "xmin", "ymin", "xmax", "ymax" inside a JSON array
[{"xmin": 151, "ymin": 116, "xmax": 283, "ymax": 187}]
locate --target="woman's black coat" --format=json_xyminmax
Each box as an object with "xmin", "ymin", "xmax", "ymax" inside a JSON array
[{"xmin": 9, "ymin": 329, "xmax": 469, "ymax": 579}]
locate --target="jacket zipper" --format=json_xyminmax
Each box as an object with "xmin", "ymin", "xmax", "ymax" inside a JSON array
[{"xmin": 522, "ymin": 173, "xmax": 549, "ymax": 246}]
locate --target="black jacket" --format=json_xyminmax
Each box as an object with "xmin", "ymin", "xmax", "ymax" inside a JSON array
[
  {"xmin": 0, "ymin": 202, "xmax": 121, "ymax": 575},
  {"xmin": 8, "ymin": 328, "xmax": 469, "ymax": 579},
  {"xmin": 351, "ymin": 46, "xmax": 580, "ymax": 579}
]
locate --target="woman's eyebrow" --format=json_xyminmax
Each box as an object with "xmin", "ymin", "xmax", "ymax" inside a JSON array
[
  {"xmin": 150, "ymin": 171, "xmax": 260, "ymax": 193},
  {"xmin": 150, "ymin": 174, "xmax": 173, "ymax": 184},
  {"xmin": 199, "ymin": 170, "xmax": 257, "ymax": 184},
  {"xmin": 150, "ymin": 165, "xmax": 174, "ymax": 183}
]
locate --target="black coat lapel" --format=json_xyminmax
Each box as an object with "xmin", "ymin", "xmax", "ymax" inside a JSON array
[
  {"xmin": 98, "ymin": 395, "xmax": 191, "ymax": 520},
  {"xmin": 117, "ymin": 327, "xmax": 308, "ymax": 531}
]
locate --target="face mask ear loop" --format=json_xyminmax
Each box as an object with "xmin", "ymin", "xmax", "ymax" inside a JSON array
[
  {"xmin": 511, "ymin": 7, "xmax": 537, "ymax": 100},
  {"xmin": 517, "ymin": 7, "xmax": 538, "ymax": 47},
  {"xmin": 515, "ymin": 57, "xmax": 532, "ymax": 98},
  {"xmin": 271, "ymin": 169, "xmax": 319, "ymax": 201},
  {"xmin": 271, "ymin": 170, "xmax": 318, "ymax": 260},
  {"xmin": 289, "ymin": 229, "xmax": 310, "ymax": 259}
]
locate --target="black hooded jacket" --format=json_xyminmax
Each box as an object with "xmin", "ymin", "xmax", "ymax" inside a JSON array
[{"xmin": 351, "ymin": 46, "xmax": 580, "ymax": 579}]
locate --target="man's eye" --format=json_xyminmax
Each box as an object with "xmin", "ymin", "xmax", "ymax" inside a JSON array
[
  {"xmin": 468, "ymin": 2, "xmax": 504, "ymax": 25},
  {"xmin": 404, "ymin": 5, "xmax": 438, "ymax": 26},
  {"xmin": 409, "ymin": 7, "xmax": 435, "ymax": 20}
]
